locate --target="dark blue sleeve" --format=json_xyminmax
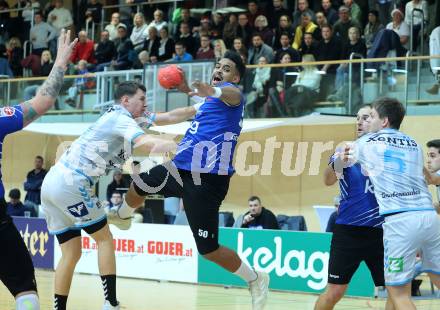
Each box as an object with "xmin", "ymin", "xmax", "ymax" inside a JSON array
[{"xmin": 0, "ymin": 105, "xmax": 23, "ymax": 136}]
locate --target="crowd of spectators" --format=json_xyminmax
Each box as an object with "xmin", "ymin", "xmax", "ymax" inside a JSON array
[{"xmin": 0, "ymin": 0, "xmax": 439, "ymax": 113}]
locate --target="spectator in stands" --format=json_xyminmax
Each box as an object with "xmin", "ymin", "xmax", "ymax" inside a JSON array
[
  {"xmin": 314, "ymin": 11, "xmax": 328, "ymax": 41},
  {"xmin": 247, "ymin": 1, "xmax": 265, "ymax": 27},
  {"xmin": 386, "ymin": 8, "xmax": 410, "ymax": 50},
  {"xmin": 222, "ymin": 13, "xmax": 238, "ymax": 48},
  {"xmin": 157, "ymin": 27, "xmax": 174, "ymax": 62},
  {"xmin": 363, "ymin": 9, "xmax": 384, "ymax": 51},
  {"xmin": 299, "ymin": 32, "xmax": 319, "ymax": 58},
  {"xmin": 6, "ymin": 189, "xmax": 29, "ymax": 217},
  {"xmin": 47, "ymin": 0, "xmax": 73, "ymax": 35},
  {"xmin": 329, "ymin": 26, "xmax": 366, "ymax": 101},
  {"xmin": 96, "ymin": 24, "xmax": 133, "ymax": 71},
  {"xmin": 196, "ymin": 34, "xmax": 215, "ymax": 60},
  {"xmin": 427, "ymin": 26, "xmax": 440, "ymax": 95},
  {"xmin": 172, "ymin": 41, "xmax": 193, "ymax": 62},
  {"xmin": 288, "ymin": 54, "xmax": 321, "ymax": 115},
  {"xmin": 65, "ymin": 59, "xmax": 94, "ymax": 108},
  {"xmin": 175, "ymin": 22, "xmax": 197, "ymax": 57},
  {"xmin": 321, "ymin": 0, "xmax": 338, "ymax": 25},
  {"xmin": 213, "ymin": 39, "xmax": 227, "ymax": 62},
  {"xmin": 94, "ymin": 30, "xmax": 116, "ymax": 67},
  {"xmin": 21, "ymin": 0, "xmax": 40, "ymax": 43},
  {"xmin": 130, "ymin": 13, "xmax": 148, "ymax": 52},
  {"xmin": 107, "ymin": 191, "xmax": 123, "ymax": 210},
  {"xmin": 105, "ymin": 12, "xmax": 125, "ymax": 41},
  {"xmin": 143, "ymin": 26, "xmax": 160, "ymax": 60},
  {"xmin": 209, "ymin": 13, "xmax": 223, "ymax": 40},
  {"xmin": 236, "ymin": 196, "xmax": 279, "ymax": 229},
  {"xmin": 274, "ymin": 32, "xmax": 301, "ymax": 63},
  {"xmin": 30, "ymin": 11, "xmax": 57, "ymax": 56},
  {"xmin": 250, "ymin": 56, "xmax": 271, "ymax": 116},
  {"xmin": 376, "ymin": 0, "xmax": 393, "ymax": 26},
  {"xmin": 106, "ymin": 170, "xmax": 128, "ymax": 201},
  {"xmin": 325, "ymin": 196, "xmax": 340, "ymax": 233},
  {"xmin": 248, "ymin": 33, "xmax": 274, "ymax": 64},
  {"xmin": 0, "ymin": 44, "xmax": 13, "ymax": 77},
  {"xmin": 132, "ymin": 50, "xmax": 149, "ymax": 68},
  {"xmin": 273, "ymin": 15, "xmax": 295, "ymax": 50},
  {"xmin": 268, "ymin": 0, "xmax": 292, "ymax": 28},
  {"xmin": 232, "ymin": 37, "xmax": 248, "ymax": 58},
  {"xmin": 404, "ymin": 0, "xmax": 428, "ymax": 52},
  {"xmin": 176, "ymin": 8, "xmax": 199, "ymax": 37},
  {"xmin": 22, "ymin": 49, "xmax": 53, "ymax": 79},
  {"xmin": 146, "ymin": 9, "xmax": 168, "ymax": 35},
  {"xmin": 43, "ymin": 0, "xmax": 55, "ymax": 19},
  {"xmin": 70, "ymin": 30, "xmax": 96, "ymax": 69},
  {"xmin": 23, "ymin": 155, "xmax": 47, "ymax": 207},
  {"xmin": 292, "ymin": 0, "xmax": 316, "ymax": 30},
  {"xmin": 254, "ymin": 15, "xmax": 274, "ymax": 46},
  {"xmin": 333, "ymin": 6, "xmax": 361, "ymax": 45},
  {"xmin": 22, "ymin": 50, "xmax": 54, "ymax": 102},
  {"xmin": 316, "ymin": 25, "xmax": 342, "ymax": 98},
  {"xmin": 343, "ymin": 0, "xmax": 362, "ymax": 27},
  {"xmin": 293, "ymin": 12, "xmax": 318, "ymax": 50},
  {"xmin": 6, "ymin": 37, "xmax": 23, "ymax": 77},
  {"xmin": 84, "ymin": 0, "xmax": 102, "ymax": 29},
  {"xmin": 236, "ymin": 13, "xmax": 254, "ymax": 48}
]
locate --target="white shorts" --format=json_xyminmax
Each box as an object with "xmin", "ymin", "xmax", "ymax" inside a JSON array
[
  {"xmin": 383, "ymin": 210, "xmax": 440, "ymax": 286},
  {"xmin": 41, "ymin": 164, "xmax": 105, "ymax": 235}
]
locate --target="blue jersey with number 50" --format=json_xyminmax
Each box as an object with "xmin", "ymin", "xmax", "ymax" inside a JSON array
[{"xmin": 173, "ymin": 82, "xmax": 245, "ymax": 175}]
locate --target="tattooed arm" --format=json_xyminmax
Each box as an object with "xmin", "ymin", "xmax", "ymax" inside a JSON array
[{"xmin": 20, "ymin": 29, "xmax": 77, "ymax": 127}]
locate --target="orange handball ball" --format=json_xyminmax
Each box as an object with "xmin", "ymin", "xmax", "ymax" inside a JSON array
[{"xmin": 157, "ymin": 65, "xmax": 184, "ymax": 89}]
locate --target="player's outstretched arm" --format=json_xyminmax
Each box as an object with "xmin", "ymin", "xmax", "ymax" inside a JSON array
[
  {"xmin": 20, "ymin": 29, "xmax": 77, "ymax": 127},
  {"xmin": 133, "ymin": 134, "xmax": 177, "ymax": 154},
  {"xmin": 154, "ymin": 106, "xmax": 197, "ymax": 126},
  {"xmin": 189, "ymin": 80, "xmax": 241, "ymax": 106}
]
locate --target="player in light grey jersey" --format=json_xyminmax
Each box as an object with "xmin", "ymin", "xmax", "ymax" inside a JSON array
[
  {"xmin": 341, "ymin": 98, "xmax": 440, "ymax": 310},
  {"xmin": 41, "ymin": 81, "xmax": 199, "ymax": 310},
  {"xmin": 424, "ymin": 139, "xmax": 440, "ymax": 213}
]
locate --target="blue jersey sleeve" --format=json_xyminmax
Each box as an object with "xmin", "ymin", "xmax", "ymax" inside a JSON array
[{"xmin": 0, "ymin": 105, "xmax": 24, "ymax": 137}]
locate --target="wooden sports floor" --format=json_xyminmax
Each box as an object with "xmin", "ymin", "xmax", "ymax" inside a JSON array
[{"xmin": 1, "ymin": 270, "xmax": 439, "ymax": 309}]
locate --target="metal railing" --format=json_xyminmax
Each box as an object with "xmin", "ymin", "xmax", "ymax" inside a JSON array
[
  {"xmin": 85, "ymin": 21, "xmax": 98, "ymax": 42},
  {"xmin": 22, "ymin": 40, "xmax": 32, "ymax": 77},
  {"xmin": 348, "ymin": 52, "xmax": 364, "ymax": 114}
]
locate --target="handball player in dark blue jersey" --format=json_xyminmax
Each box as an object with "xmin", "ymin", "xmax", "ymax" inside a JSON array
[
  {"xmin": 315, "ymin": 105, "xmax": 393, "ymax": 310},
  {"xmin": 0, "ymin": 30, "xmax": 76, "ymax": 310},
  {"xmin": 110, "ymin": 51, "xmax": 270, "ymax": 310}
]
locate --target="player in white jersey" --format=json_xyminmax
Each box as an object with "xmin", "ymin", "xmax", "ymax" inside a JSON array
[
  {"xmin": 41, "ymin": 81, "xmax": 199, "ymax": 310},
  {"xmin": 340, "ymin": 97, "xmax": 440, "ymax": 309},
  {"xmin": 424, "ymin": 139, "xmax": 440, "ymax": 213}
]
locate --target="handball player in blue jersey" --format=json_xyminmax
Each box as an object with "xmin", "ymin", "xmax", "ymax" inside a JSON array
[
  {"xmin": 110, "ymin": 51, "xmax": 270, "ymax": 310},
  {"xmin": 315, "ymin": 105, "xmax": 392, "ymax": 310},
  {"xmin": 0, "ymin": 30, "xmax": 77, "ymax": 310}
]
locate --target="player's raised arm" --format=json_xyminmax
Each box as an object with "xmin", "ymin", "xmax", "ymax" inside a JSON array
[
  {"xmin": 20, "ymin": 29, "xmax": 77, "ymax": 127},
  {"xmin": 189, "ymin": 80, "xmax": 241, "ymax": 106}
]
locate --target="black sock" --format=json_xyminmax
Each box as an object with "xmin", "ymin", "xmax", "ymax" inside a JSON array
[
  {"xmin": 101, "ymin": 274, "xmax": 118, "ymax": 306},
  {"xmin": 54, "ymin": 294, "xmax": 68, "ymax": 310}
]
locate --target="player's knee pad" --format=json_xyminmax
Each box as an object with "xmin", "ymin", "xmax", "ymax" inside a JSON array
[{"xmin": 16, "ymin": 293, "xmax": 39, "ymax": 310}]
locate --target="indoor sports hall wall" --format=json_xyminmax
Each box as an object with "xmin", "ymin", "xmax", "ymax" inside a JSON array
[{"xmin": 2, "ymin": 115, "xmax": 439, "ymax": 231}]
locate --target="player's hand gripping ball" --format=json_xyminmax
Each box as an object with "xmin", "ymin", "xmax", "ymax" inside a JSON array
[{"xmin": 158, "ymin": 65, "xmax": 184, "ymax": 89}]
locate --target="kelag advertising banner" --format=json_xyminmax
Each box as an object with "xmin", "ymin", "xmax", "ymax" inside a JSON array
[
  {"xmin": 12, "ymin": 217, "xmax": 54, "ymax": 269},
  {"xmin": 198, "ymin": 228, "xmax": 375, "ymax": 297}
]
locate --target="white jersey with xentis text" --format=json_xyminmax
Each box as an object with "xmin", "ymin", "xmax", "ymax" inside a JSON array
[{"xmin": 354, "ymin": 128, "xmax": 433, "ymax": 215}]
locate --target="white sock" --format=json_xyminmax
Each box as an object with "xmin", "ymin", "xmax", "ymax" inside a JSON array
[
  {"xmin": 117, "ymin": 199, "xmax": 136, "ymax": 219},
  {"xmin": 16, "ymin": 293, "xmax": 40, "ymax": 310},
  {"xmin": 234, "ymin": 261, "xmax": 257, "ymax": 283}
]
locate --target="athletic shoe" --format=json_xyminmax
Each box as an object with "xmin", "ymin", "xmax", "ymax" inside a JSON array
[
  {"xmin": 249, "ymin": 271, "xmax": 270, "ymax": 310},
  {"xmin": 107, "ymin": 209, "xmax": 132, "ymax": 230},
  {"xmin": 426, "ymin": 84, "xmax": 439, "ymax": 95},
  {"xmin": 102, "ymin": 300, "xmax": 120, "ymax": 310}
]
